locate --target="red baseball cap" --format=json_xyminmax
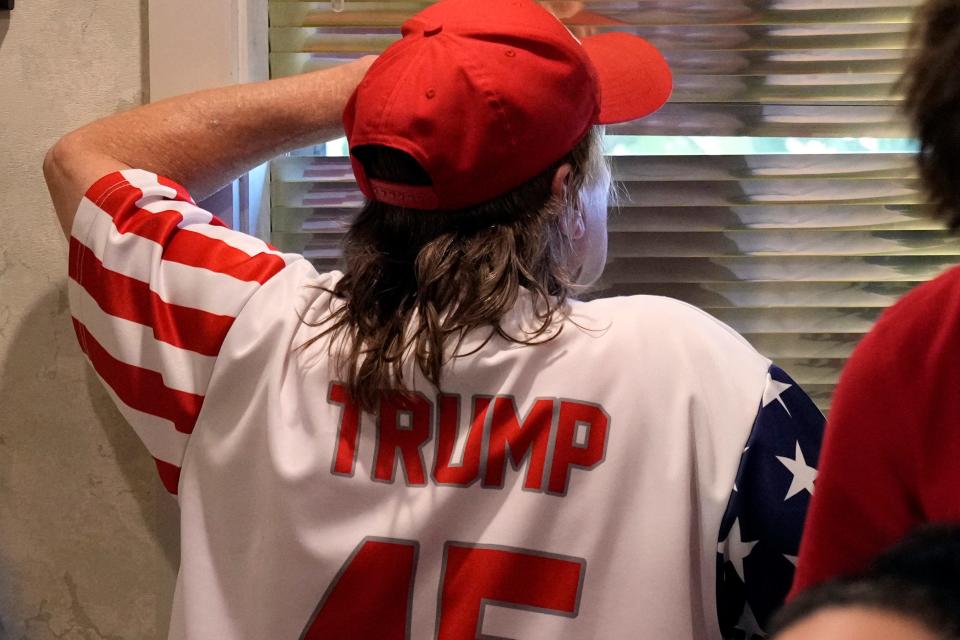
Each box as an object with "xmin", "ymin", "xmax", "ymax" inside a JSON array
[{"xmin": 343, "ymin": 0, "xmax": 672, "ymax": 211}]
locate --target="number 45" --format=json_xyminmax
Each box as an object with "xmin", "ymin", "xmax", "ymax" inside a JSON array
[{"xmin": 301, "ymin": 537, "xmax": 587, "ymax": 639}]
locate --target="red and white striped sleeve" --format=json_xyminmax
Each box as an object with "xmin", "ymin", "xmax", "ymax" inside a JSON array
[{"xmin": 68, "ymin": 169, "xmax": 301, "ymax": 495}]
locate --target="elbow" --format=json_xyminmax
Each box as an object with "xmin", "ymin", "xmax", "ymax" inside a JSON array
[
  {"xmin": 42, "ymin": 128, "xmax": 124, "ymax": 236},
  {"xmin": 42, "ymin": 140, "xmax": 61, "ymax": 188},
  {"xmin": 43, "ymin": 133, "xmax": 92, "ymax": 236},
  {"xmin": 42, "ymin": 134, "xmax": 79, "ymax": 188}
]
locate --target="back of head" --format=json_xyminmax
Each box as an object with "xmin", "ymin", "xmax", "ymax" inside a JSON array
[
  {"xmin": 903, "ymin": 0, "xmax": 960, "ymax": 229},
  {"xmin": 771, "ymin": 525, "xmax": 960, "ymax": 638},
  {"xmin": 320, "ymin": 0, "xmax": 673, "ymax": 410},
  {"xmin": 306, "ymin": 127, "xmax": 608, "ymax": 411}
]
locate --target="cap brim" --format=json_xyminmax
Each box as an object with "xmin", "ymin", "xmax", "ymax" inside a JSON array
[
  {"xmin": 563, "ymin": 9, "xmax": 629, "ymax": 27},
  {"xmin": 581, "ymin": 32, "xmax": 673, "ymax": 125}
]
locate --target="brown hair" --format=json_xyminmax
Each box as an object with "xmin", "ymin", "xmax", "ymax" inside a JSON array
[
  {"xmin": 770, "ymin": 525, "xmax": 960, "ymax": 638},
  {"xmin": 302, "ymin": 127, "xmax": 607, "ymax": 411},
  {"xmin": 902, "ymin": 0, "xmax": 960, "ymax": 230}
]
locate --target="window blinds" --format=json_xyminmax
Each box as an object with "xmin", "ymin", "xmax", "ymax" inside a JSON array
[{"xmin": 267, "ymin": 0, "xmax": 947, "ymax": 411}]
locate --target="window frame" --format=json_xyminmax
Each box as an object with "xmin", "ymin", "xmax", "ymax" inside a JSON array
[{"xmin": 146, "ymin": 0, "xmax": 272, "ymax": 241}]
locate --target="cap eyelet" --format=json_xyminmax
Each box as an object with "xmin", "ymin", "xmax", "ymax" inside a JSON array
[
  {"xmin": 505, "ymin": 49, "xmax": 516, "ymax": 57},
  {"xmin": 425, "ymin": 88, "xmax": 436, "ymax": 99}
]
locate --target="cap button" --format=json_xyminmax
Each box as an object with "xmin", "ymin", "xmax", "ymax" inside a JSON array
[{"xmin": 423, "ymin": 22, "xmax": 443, "ymax": 37}]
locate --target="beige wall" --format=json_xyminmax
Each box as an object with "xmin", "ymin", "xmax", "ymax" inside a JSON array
[{"xmin": 0, "ymin": 1, "xmax": 179, "ymax": 638}]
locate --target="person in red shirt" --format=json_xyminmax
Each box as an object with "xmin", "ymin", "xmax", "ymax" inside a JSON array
[{"xmin": 791, "ymin": 0, "xmax": 960, "ymax": 593}]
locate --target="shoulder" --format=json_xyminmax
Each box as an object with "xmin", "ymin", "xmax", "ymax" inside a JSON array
[
  {"xmin": 567, "ymin": 295, "xmax": 771, "ymax": 397},
  {"xmin": 848, "ymin": 265, "xmax": 960, "ymax": 377},
  {"xmin": 827, "ymin": 265, "xmax": 960, "ymax": 449},
  {"xmin": 571, "ymin": 294, "xmax": 761, "ymax": 357},
  {"xmin": 216, "ymin": 264, "xmax": 341, "ymax": 350},
  {"xmin": 240, "ymin": 265, "xmax": 342, "ymax": 324}
]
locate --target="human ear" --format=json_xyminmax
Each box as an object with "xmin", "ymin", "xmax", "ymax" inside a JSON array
[
  {"xmin": 551, "ymin": 163, "xmax": 573, "ymax": 201},
  {"xmin": 551, "ymin": 163, "xmax": 585, "ymax": 239}
]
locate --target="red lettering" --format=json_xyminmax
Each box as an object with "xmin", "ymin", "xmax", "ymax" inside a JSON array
[
  {"xmin": 433, "ymin": 395, "xmax": 488, "ymax": 486},
  {"xmin": 302, "ymin": 538, "xmax": 418, "ymax": 639},
  {"xmin": 329, "ymin": 383, "xmax": 361, "ymax": 476},
  {"xmin": 483, "ymin": 398, "xmax": 554, "ymax": 491},
  {"xmin": 375, "ymin": 392, "xmax": 432, "ymax": 485},
  {"xmin": 437, "ymin": 543, "xmax": 584, "ymax": 639},
  {"xmin": 302, "ymin": 539, "xmax": 583, "ymax": 639},
  {"xmin": 329, "ymin": 391, "xmax": 610, "ymax": 494},
  {"xmin": 548, "ymin": 401, "xmax": 609, "ymax": 495}
]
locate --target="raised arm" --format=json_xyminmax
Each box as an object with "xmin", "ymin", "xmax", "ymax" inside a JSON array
[{"xmin": 43, "ymin": 56, "xmax": 375, "ymax": 235}]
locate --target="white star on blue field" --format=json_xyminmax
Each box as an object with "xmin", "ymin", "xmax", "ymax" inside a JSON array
[{"xmin": 717, "ymin": 366, "xmax": 825, "ymax": 639}]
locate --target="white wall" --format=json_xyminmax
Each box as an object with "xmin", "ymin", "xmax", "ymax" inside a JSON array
[{"xmin": 0, "ymin": 1, "xmax": 179, "ymax": 637}]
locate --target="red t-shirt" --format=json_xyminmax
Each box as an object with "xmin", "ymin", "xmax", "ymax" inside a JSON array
[{"xmin": 792, "ymin": 264, "xmax": 960, "ymax": 594}]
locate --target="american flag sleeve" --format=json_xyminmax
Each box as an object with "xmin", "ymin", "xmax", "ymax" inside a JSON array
[
  {"xmin": 716, "ymin": 365, "xmax": 825, "ymax": 639},
  {"xmin": 68, "ymin": 169, "xmax": 301, "ymax": 495}
]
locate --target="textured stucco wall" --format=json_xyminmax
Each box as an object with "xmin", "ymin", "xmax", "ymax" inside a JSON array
[{"xmin": 0, "ymin": 2, "xmax": 179, "ymax": 638}]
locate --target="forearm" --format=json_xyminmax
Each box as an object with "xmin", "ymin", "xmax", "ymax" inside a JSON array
[{"xmin": 45, "ymin": 57, "xmax": 373, "ymax": 234}]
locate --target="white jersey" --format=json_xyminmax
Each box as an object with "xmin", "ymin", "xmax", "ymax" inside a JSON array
[{"xmin": 68, "ymin": 169, "xmax": 823, "ymax": 639}]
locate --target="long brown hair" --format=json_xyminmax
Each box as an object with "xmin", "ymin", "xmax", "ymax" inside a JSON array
[
  {"xmin": 303, "ymin": 127, "xmax": 606, "ymax": 410},
  {"xmin": 902, "ymin": 0, "xmax": 960, "ymax": 229}
]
